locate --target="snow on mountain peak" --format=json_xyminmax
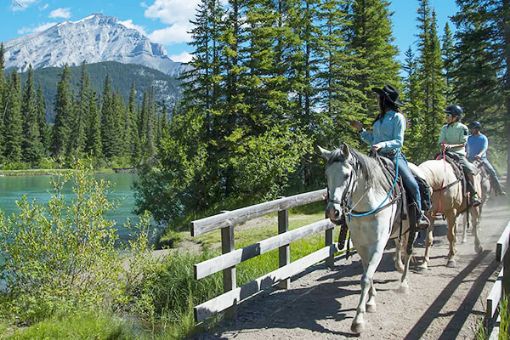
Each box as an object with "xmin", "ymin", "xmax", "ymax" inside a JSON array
[{"xmin": 3, "ymin": 14, "xmax": 182, "ymax": 76}]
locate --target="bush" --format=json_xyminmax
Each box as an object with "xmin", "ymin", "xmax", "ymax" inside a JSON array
[{"xmin": 0, "ymin": 160, "xmax": 153, "ymax": 325}]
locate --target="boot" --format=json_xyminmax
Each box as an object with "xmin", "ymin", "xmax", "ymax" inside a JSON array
[{"xmin": 471, "ymin": 192, "xmax": 482, "ymax": 207}]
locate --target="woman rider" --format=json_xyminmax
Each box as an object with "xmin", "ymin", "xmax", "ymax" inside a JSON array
[
  {"xmin": 350, "ymin": 84, "xmax": 430, "ymax": 229},
  {"xmin": 438, "ymin": 105, "xmax": 482, "ymax": 206}
]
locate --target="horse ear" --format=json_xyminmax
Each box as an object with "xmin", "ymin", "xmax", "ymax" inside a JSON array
[
  {"xmin": 341, "ymin": 143, "xmax": 350, "ymax": 159},
  {"xmin": 318, "ymin": 145, "xmax": 332, "ymax": 161}
]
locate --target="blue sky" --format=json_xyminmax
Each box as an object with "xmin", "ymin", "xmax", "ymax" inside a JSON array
[{"xmin": 1, "ymin": 0, "xmax": 458, "ymax": 64}]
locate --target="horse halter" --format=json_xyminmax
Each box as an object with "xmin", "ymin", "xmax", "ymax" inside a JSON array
[{"xmin": 327, "ymin": 157, "xmax": 362, "ymax": 217}]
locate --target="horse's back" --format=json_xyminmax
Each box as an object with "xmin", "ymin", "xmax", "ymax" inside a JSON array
[{"xmin": 418, "ymin": 159, "xmax": 457, "ymax": 191}]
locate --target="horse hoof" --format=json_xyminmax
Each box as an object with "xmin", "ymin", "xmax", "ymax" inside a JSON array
[
  {"xmin": 351, "ymin": 321, "xmax": 365, "ymax": 334},
  {"xmin": 366, "ymin": 303, "xmax": 376, "ymax": 313},
  {"xmin": 447, "ymin": 259, "xmax": 456, "ymax": 268},
  {"xmin": 398, "ymin": 283, "xmax": 409, "ymax": 294},
  {"xmin": 475, "ymin": 245, "xmax": 483, "ymax": 254}
]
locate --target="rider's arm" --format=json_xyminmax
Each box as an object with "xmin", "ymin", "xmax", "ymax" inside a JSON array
[
  {"xmin": 477, "ymin": 135, "xmax": 488, "ymax": 157},
  {"xmin": 360, "ymin": 129, "xmax": 374, "ymax": 145}
]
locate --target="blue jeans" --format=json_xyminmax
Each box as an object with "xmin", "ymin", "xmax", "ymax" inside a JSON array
[{"xmin": 394, "ymin": 154, "xmax": 422, "ymax": 212}]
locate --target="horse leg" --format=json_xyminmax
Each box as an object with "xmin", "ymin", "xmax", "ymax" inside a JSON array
[
  {"xmin": 419, "ymin": 213, "xmax": 435, "ymax": 270},
  {"xmin": 472, "ymin": 206, "xmax": 483, "ymax": 254},
  {"xmin": 366, "ymin": 279, "xmax": 377, "ymax": 313},
  {"xmin": 351, "ymin": 243, "xmax": 384, "ymax": 334},
  {"xmin": 393, "ymin": 238, "xmax": 405, "ymax": 273},
  {"xmin": 461, "ymin": 212, "xmax": 468, "ymax": 244},
  {"xmin": 446, "ymin": 210, "xmax": 457, "ymax": 267}
]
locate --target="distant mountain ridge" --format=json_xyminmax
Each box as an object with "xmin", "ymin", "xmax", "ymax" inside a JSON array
[
  {"xmin": 18, "ymin": 61, "xmax": 182, "ymax": 122},
  {"xmin": 3, "ymin": 13, "xmax": 184, "ymax": 76}
]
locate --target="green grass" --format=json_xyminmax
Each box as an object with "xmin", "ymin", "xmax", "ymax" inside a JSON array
[{"xmin": 6, "ymin": 312, "xmax": 136, "ymax": 339}]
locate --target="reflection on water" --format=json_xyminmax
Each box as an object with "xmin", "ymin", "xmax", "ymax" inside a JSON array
[{"xmin": 0, "ymin": 172, "xmax": 139, "ymax": 240}]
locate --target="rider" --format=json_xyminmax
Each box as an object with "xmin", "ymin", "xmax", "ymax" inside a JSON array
[
  {"xmin": 350, "ymin": 84, "xmax": 430, "ymax": 229},
  {"xmin": 438, "ymin": 105, "xmax": 482, "ymax": 206},
  {"xmin": 466, "ymin": 121, "xmax": 506, "ymax": 196}
]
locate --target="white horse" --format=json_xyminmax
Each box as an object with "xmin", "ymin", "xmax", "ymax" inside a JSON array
[{"xmin": 320, "ymin": 144, "xmax": 413, "ymax": 334}]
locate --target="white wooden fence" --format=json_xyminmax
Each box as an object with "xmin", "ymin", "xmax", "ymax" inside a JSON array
[{"xmin": 485, "ymin": 220, "xmax": 510, "ymax": 338}]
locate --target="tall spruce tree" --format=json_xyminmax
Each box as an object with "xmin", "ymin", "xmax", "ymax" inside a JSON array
[
  {"xmin": 347, "ymin": 0, "xmax": 401, "ymax": 119},
  {"xmin": 36, "ymin": 85, "xmax": 49, "ymax": 154},
  {"xmin": 442, "ymin": 22, "xmax": 456, "ymax": 103},
  {"xmin": 69, "ymin": 62, "xmax": 90, "ymax": 157},
  {"xmin": 85, "ymin": 91, "xmax": 102, "ymax": 158},
  {"xmin": 21, "ymin": 65, "xmax": 43, "ymax": 165},
  {"xmin": 0, "ymin": 44, "xmax": 6, "ymax": 161},
  {"xmin": 128, "ymin": 83, "xmax": 141, "ymax": 164},
  {"xmin": 100, "ymin": 75, "xmax": 116, "ymax": 160},
  {"xmin": 51, "ymin": 65, "xmax": 73, "ymax": 159},
  {"xmin": 4, "ymin": 72, "xmax": 23, "ymax": 163}
]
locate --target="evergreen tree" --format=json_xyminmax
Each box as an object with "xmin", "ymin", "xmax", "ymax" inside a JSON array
[
  {"xmin": 100, "ymin": 75, "xmax": 116, "ymax": 160},
  {"xmin": 4, "ymin": 72, "xmax": 23, "ymax": 163},
  {"xmin": 347, "ymin": 0, "xmax": 401, "ymax": 118},
  {"xmin": 21, "ymin": 65, "xmax": 43, "ymax": 165},
  {"xmin": 85, "ymin": 91, "xmax": 102, "ymax": 158},
  {"xmin": 419, "ymin": 9, "xmax": 446, "ymax": 158},
  {"xmin": 69, "ymin": 62, "xmax": 90, "ymax": 157},
  {"xmin": 36, "ymin": 85, "xmax": 49, "ymax": 154},
  {"xmin": 441, "ymin": 22, "xmax": 456, "ymax": 103},
  {"xmin": 51, "ymin": 65, "xmax": 73, "ymax": 159},
  {"xmin": 128, "ymin": 83, "xmax": 141, "ymax": 164},
  {"xmin": 0, "ymin": 44, "xmax": 6, "ymax": 161}
]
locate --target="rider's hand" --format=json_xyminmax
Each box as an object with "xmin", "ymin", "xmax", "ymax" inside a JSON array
[
  {"xmin": 350, "ymin": 120, "xmax": 363, "ymax": 132},
  {"xmin": 371, "ymin": 144, "xmax": 381, "ymax": 153},
  {"xmin": 441, "ymin": 143, "xmax": 450, "ymax": 151},
  {"xmin": 475, "ymin": 155, "xmax": 481, "ymax": 161}
]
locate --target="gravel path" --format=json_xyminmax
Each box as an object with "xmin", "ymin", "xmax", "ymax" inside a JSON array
[{"xmin": 194, "ymin": 196, "xmax": 510, "ymax": 340}]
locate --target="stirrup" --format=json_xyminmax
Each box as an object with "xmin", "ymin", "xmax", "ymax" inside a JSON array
[
  {"xmin": 417, "ymin": 212, "xmax": 430, "ymax": 230},
  {"xmin": 471, "ymin": 195, "xmax": 481, "ymax": 207}
]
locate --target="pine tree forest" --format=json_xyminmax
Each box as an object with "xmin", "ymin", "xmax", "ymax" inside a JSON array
[{"xmin": 0, "ymin": 1, "xmax": 508, "ymax": 226}]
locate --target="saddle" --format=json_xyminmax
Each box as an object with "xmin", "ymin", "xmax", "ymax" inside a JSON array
[{"xmin": 435, "ymin": 151, "xmax": 467, "ymax": 195}]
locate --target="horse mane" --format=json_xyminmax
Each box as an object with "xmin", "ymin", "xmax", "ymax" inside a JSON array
[{"xmin": 328, "ymin": 147, "xmax": 391, "ymax": 191}]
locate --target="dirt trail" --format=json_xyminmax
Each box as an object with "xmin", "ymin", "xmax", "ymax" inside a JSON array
[{"xmin": 194, "ymin": 197, "xmax": 510, "ymax": 340}]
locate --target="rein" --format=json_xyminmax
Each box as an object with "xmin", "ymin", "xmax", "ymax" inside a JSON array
[{"xmin": 328, "ymin": 150, "xmax": 401, "ymax": 221}]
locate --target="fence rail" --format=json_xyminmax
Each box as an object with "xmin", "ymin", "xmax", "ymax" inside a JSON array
[
  {"xmin": 485, "ymin": 220, "xmax": 510, "ymax": 337},
  {"xmin": 190, "ymin": 188, "xmax": 339, "ymax": 323}
]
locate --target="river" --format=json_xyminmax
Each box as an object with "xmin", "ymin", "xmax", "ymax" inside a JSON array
[{"xmin": 0, "ymin": 172, "xmax": 140, "ymax": 240}]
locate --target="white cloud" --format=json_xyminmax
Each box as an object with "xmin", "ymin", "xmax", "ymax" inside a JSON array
[
  {"xmin": 169, "ymin": 51, "xmax": 192, "ymax": 63},
  {"xmin": 49, "ymin": 8, "xmax": 71, "ymax": 19},
  {"xmin": 17, "ymin": 22, "xmax": 57, "ymax": 35},
  {"xmin": 149, "ymin": 24, "xmax": 192, "ymax": 44},
  {"xmin": 144, "ymin": 0, "xmax": 199, "ymax": 25},
  {"xmin": 144, "ymin": 0, "xmax": 199, "ymax": 44},
  {"xmin": 11, "ymin": 0, "xmax": 38, "ymax": 11},
  {"xmin": 119, "ymin": 19, "xmax": 148, "ymax": 36},
  {"xmin": 39, "ymin": 3, "xmax": 48, "ymax": 10}
]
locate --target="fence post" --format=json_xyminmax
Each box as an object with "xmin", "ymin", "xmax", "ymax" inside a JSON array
[
  {"xmin": 221, "ymin": 220, "xmax": 237, "ymax": 318},
  {"xmin": 277, "ymin": 209, "xmax": 290, "ymax": 289},
  {"xmin": 504, "ymin": 234, "xmax": 510, "ymax": 296}
]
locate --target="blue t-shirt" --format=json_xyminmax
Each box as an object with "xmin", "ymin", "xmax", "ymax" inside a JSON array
[{"xmin": 466, "ymin": 133, "xmax": 488, "ymax": 161}]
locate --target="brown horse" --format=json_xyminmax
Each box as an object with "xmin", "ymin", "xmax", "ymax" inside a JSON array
[{"xmin": 412, "ymin": 159, "xmax": 482, "ymax": 269}]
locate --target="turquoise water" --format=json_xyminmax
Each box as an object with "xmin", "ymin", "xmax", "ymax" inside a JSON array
[{"xmin": 0, "ymin": 173, "xmax": 139, "ymax": 240}]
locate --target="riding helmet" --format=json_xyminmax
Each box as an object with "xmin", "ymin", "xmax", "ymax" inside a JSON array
[
  {"xmin": 469, "ymin": 121, "xmax": 481, "ymax": 129},
  {"xmin": 445, "ymin": 105, "xmax": 463, "ymax": 116}
]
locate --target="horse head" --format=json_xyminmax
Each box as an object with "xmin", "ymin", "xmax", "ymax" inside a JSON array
[{"xmin": 319, "ymin": 143, "xmax": 355, "ymax": 224}]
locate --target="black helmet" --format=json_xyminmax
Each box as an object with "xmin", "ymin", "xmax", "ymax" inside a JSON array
[
  {"xmin": 372, "ymin": 84, "xmax": 403, "ymax": 106},
  {"xmin": 469, "ymin": 121, "xmax": 481, "ymax": 129},
  {"xmin": 445, "ymin": 105, "xmax": 463, "ymax": 116}
]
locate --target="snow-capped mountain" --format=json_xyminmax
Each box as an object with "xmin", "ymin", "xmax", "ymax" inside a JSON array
[{"xmin": 3, "ymin": 13, "xmax": 183, "ymax": 76}]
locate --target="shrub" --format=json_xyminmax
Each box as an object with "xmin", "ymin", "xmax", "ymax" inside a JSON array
[{"xmin": 0, "ymin": 160, "xmax": 152, "ymax": 325}]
